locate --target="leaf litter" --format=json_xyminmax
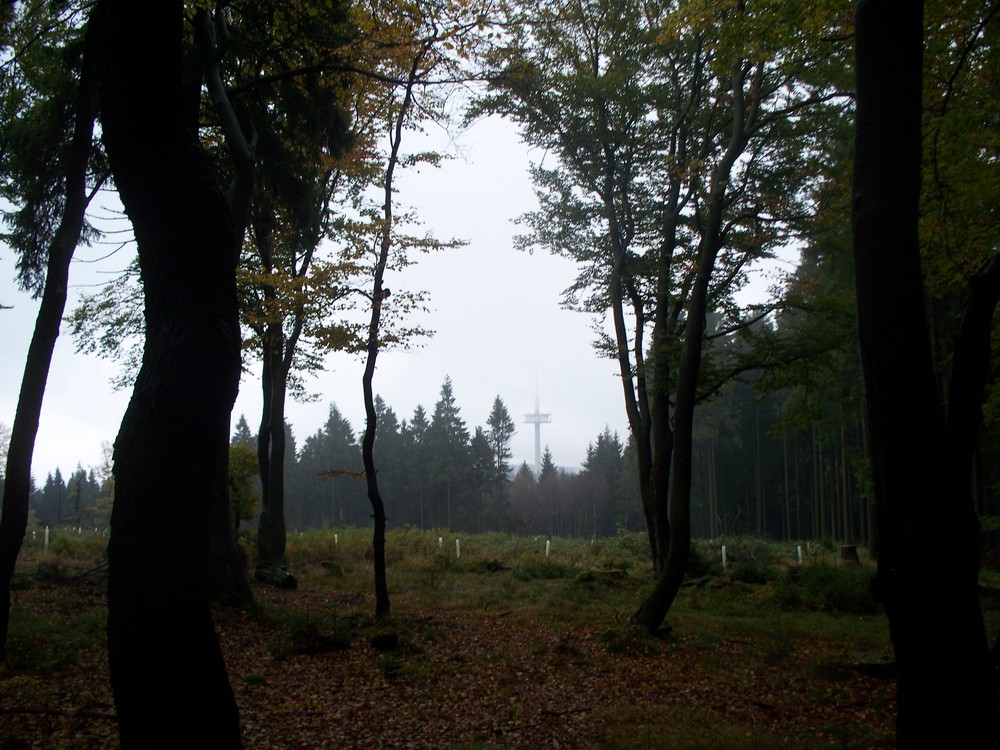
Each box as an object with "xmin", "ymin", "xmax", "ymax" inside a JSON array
[{"xmin": 0, "ymin": 576, "xmax": 896, "ymax": 748}]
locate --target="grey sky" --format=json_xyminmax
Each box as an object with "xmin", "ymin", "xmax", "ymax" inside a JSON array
[
  {"xmin": 1, "ymin": 111, "xmax": 790, "ymax": 482},
  {"xmin": 1, "ymin": 116, "xmax": 633, "ymax": 480}
]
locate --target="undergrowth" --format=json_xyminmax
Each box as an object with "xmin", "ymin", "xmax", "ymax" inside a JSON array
[{"xmin": 3, "ymin": 528, "xmax": 896, "ymax": 676}]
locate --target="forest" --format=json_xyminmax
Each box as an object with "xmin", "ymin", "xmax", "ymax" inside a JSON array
[
  {"xmin": 1, "ymin": 0, "xmax": 999, "ymax": 747},
  {"xmin": 24, "ymin": 371, "xmax": 883, "ymax": 546}
]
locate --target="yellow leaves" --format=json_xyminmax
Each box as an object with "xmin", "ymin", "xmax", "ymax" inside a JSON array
[
  {"xmin": 237, "ymin": 261, "xmax": 357, "ymax": 334},
  {"xmin": 183, "ymin": 0, "xmax": 215, "ymax": 20}
]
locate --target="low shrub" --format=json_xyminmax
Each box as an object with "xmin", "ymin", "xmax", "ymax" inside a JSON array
[
  {"xmin": 727, "ymin": 560, "xmax": 778, "ymax": 585},
  {"xmin": 512, "ymin": 559, "xmax": 573, "ymax": 581},
  {"xmin": 776, "ymin": 563, "xmax": 880, "ymax": 615},
  {"xmin": 685, "ymin": 543, "xmax": 717, "ymax": 578}
]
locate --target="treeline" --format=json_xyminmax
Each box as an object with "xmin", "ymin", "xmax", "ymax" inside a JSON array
[
  {"xmin": 22, "ymin": 355, "xmax": 1000, "ymax": 548},
  {"xmin": 264, "ymin": 368, "xmax": 879, "ymax": 543},
  {"xmin": 28, "ymin": 465, "xmax": 112, "ymax": 529},
  {"xmin": 232, "ymin": 376, "xmax": 644, "ymax": 537}
]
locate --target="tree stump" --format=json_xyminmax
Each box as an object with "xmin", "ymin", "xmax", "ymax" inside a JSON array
[{"xmin": 840, "ymin": 544, "xmax": 861, "ymax": 565}]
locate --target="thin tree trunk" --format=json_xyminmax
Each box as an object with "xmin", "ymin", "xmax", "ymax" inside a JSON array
[
  {"xmin": 359, "ymin": 42, "xmax": 429, "ymax": 619},
  {"xmin": 783, "ymin": 431, "xmax": 791, "ymax": 542},
  {"xmin": 754, "ymin": 408, "xmax": 763, "ymax": 536},
  {"xmin": 794, "ymin": 432, "xmax": 802, "ymax": 539},
  {"xmin": 840, "ymin": 416, "xmax": 851, "ymax": 544},
  {"xmin": 255, "ymin": 338, "xmax": 274, "ymax": 562},
  {"xmin": 814, "ymin": 425, "xmax": 825, "ymax": 539},
  {"xmin": 0, "ymin": 46, "xmax": 99, "ymax": 648},
  {"xmin": 362, "ymin": 332, "xmax": 390, "ymax": 618},
  {"xmin": 707, "ymin": 439, "xmax": 718, "ymax": 539}
]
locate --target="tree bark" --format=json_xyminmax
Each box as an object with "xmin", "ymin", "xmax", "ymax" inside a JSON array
[
  {"xmin": 0, "ymin": 37, "xmax": 98, "ymax": 649},
  {"xmin": 852, "ymin": 0, "xmax": 998, "ymax": 743},
  {"xmin": 192, "ymin": 6, "xmax": 255, "ymax": 607},
  {"xmin": 358, "ymin": 47, "xmax": 428, "ymax": 621},
  {"xmin": 363, "ymin": 322, "xmax": 390, "ymax": 619},
  {"xmin": 95, "ymin": 1, "xmax": 242, "ymax": 744},
  {"xmin": 632, "ymin": 55, "xmax": 751, "ymax": 633},
  {"xmin": 632, "ymin": 222, "xmax": 716, "ymax": 631},
  {"xmin": 250, "ymin": 207, "xmax": 309, "ymax": 588},
  {"xmin": 253, "ymin": 321, "xmax": 298, "ymax": 588}
]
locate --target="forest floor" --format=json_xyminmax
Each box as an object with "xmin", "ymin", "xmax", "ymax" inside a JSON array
[{"xmin": 0, "ymin": 530, "xmax": 931, "ymax": 749}]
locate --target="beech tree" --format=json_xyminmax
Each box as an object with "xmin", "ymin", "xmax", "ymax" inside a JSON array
[
  {"xmin": 68, "ymin": 0, "xmax": 463, "ymax": 590},
  {"xmin": 226, "ymin": 2, "xmax": 358, "ymax": 588},
  {"xmin": 478, "ymin": 0, "xmax": 852, "ymax": 631},
  {"xmin": 0, "ymin": 0, "xmax": 105, "ymax": 649},
  {"xmin": 631, "ymin": 2, "xmax": 849, "ymax": 633},
  {"xmin": 94, "ymin": 0, "xmax": 242, "ymax": 743},
  {"xmin": 852, "ymin": 0, "xmax": 999, "ymax": 742}
]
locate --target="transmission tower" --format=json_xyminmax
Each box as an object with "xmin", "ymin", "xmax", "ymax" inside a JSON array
[{"xmin": 523, "ymin": 395, "xmax": 551, "ymax": 478}]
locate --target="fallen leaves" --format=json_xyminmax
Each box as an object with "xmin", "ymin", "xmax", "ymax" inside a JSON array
[{"xmin": 0, "ymin": 576, "xmax": 897, "ymax": 748}]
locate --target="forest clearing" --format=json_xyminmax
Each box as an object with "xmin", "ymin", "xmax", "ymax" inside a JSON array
[
  {"xmin": 0, "ymin": 527, "xmax": 964, "ymax": 749},
  {"xmin": 3, "ymin": 2, "xmax": 1000, "ymax": 742}
]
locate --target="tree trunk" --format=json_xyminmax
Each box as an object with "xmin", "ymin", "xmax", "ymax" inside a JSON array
[
  {"xmin": 852, "ymin": 0, "xmax": 998, "ymax": 743},
  {"xmin": 754, "ymin": 408, "xmax": 764, "ymax": 536},
  {"xmin": 254, "ymin": 340, "xmax": 295, "ymax": 588},
  {"xmin": 357, "ymin": 46, "xmax": 428, "ymax": 621},
  {"xmin": 0, "ymin": 44, "xmax": 98, "ymax": 649},
  {"xmin": 782, "ymin": 431, "xmax": 791, "ymax": 542},
  {"xmin": 255, "ymin": 338, "xmax": 274, "ymax": 544},
  {"xmin": 193, "ymin": 6, "xmax": 255, "ymax": 608},
  {"xmin": 96, "ymin": 1, "xmax": 242, "ymax": 744},
  {"xmin": 632, "ymin": 57, "xmax": 751, "ymax": 632},
  {"xmin": 633, "ymin": 175, "xmax": 731, "ymax": 631},
  {"xmin": 363, "ymin": 333, "xmax": 390, "ymax": 619},
  {"xmin": 707, "ymin": 439, "xmax": 719, "ymax": 539},
  {"xmin": 643, "ymin": 181, "xmax": 684, "ymax": 573},
  {"xmin": 794, "ymin": 432, "xmax": 801, "ymax": 539},
  {"xmin": 840, "ymin": 416, "xmax": 851, "ymax": 544}
]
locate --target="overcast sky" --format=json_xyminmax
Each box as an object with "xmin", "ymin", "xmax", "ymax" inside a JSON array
[
  {"xmin": 1, "ymin": 111, "xmax": 791, "ymax": 483},
  {"xmin": 1, "ymin": 116, "xmax": 639, "ymax": 480}
]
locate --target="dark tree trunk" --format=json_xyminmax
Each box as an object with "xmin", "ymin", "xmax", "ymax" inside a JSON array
[
  {"xmin": 250, "ymin": 201, "xmax": 308, "ymax": 589},
  {"xmin": 357, "ymin": 49, "xmax": 430, "ymax": 621},
  {"xmin": 633, "ymin": 65, "xmax": 749, "ymax": 631},
  {"xmin": 0, "ymin": 42, "xmax": 98, "ymax": 649},
  {"xmin": 852, "ymin": 0, "xmax": 999, "ymax": 743},
  {"xmin": 95, "ymin": 1, "xmax": 242, "ymax": 745},
  {"xmin": 193, "ymin": 7, "xmax": 255, "ymax": 608},
  {"xmin": 363, "ymin": 331, "xmax": 390, "ymax": 620},
  {"xmin": 253, "ymin": 332, "xmax": 296, "ymax": 588},
  {"xmin": 255, "ymin": 336, "xmax": 274, "ymax": 557},
  {"xmin": 633, "ymin": 222, "xmax": 716, "ymax": 631}
]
